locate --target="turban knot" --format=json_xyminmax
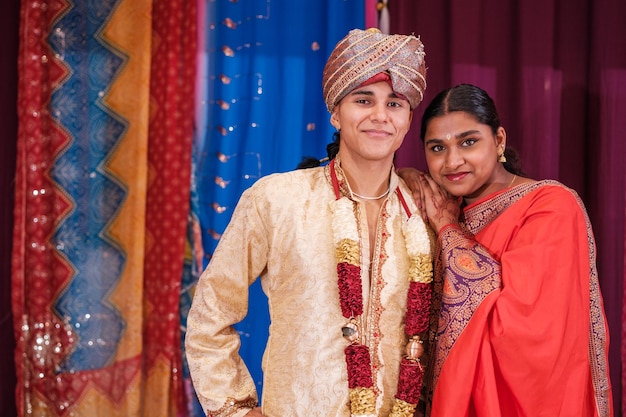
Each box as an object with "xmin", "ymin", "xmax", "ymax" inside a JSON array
[{"xmin": 323, "ymin": 28, "xmax": 427, "ymax": 112}]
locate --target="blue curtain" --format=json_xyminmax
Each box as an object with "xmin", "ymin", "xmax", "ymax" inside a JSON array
[{"xmin": 191, "ymin": 0, "xmax": 365, "ymax": 403}]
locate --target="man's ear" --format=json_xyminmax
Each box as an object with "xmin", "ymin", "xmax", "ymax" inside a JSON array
[{"xmin": 330, "ymin": 109, "xmax": 340, "ymax": 130}]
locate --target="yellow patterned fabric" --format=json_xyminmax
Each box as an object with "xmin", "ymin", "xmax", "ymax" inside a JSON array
[
  {"xmin": 185, "ymin": 161, "xmax": 431, "ymax": 416},
  {"xmin": 322, "ymin": 28, "xmax": 427, "ymax": 112}
]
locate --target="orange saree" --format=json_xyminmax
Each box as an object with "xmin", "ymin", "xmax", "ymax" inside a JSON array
[{"xmin": 426, "ymin": 180, "xmax": 613, "ymax": 417}]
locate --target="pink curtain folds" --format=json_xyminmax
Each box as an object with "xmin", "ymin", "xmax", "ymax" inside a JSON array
[
  {"xmin": 0, "ymin": 0, "xmax": 20, "ymax": 416},
  {"xmin": 390, "ymin": 1, "xmax": 625, "ymax": 415}
]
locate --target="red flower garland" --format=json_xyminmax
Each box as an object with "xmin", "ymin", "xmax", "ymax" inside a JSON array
[
  {"xmin": 396, "ymin": 358, "xmax": 424, "ymax": 403},
  {"xmin": 330, "ymin": 159, "xmax": 433, "ymax": 416},
  {"xmin": 396, "ymin": 281, "xmax": 432, "ymax": 405},
  {"xmin": 337, "ymin": 262, "xmax": 363, "ymax": 317},
  {"xmin": 404, "ymin": 281, "xmax": 433, "ymax": 338},
  {"xmin": 345, "ymin": 344, "xmax": 374, "ymax": 389}
]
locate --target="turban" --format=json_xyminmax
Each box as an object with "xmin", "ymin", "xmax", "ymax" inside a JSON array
[{"xmin": 322, "ymin": 28, "xmax": 427, "ymax": 112}]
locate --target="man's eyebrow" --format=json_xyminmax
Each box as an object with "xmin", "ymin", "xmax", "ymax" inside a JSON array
[
  {"xmin": 349, "ymin": 89, "xmax": 405, "ymax": 100},
  {"xmin": 349, "ymin": 89, "xmax": 374, "ymax": 96}
]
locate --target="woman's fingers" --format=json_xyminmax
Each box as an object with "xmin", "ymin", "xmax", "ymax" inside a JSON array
[
  {"xmin": 397, "ymin": 168, "xmax": 430, "ymax": 220},
  {"xmin": 420, "ymin": 174, "xmax": 461, "ymax": 232},
  {"xmin": 397, "ymin": 167, "xmax": 422, "ymax": 192}
]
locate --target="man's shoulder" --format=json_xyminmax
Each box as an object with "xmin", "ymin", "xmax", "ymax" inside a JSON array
[{"xmin": 246, "ymin": 166, "xmax": 328, "ymax": 198}]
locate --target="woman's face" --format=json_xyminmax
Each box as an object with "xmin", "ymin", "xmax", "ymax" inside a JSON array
[
  {"xmin": 331, "ymin": 81, "xmax": 412, "ymax": 166},
  {"xmin": 423, "ymin": 111, "xmax": 507, "ymax": 203}
]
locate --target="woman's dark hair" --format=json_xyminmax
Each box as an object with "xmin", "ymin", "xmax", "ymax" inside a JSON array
[
  {"xmin": 296, "ymin": 131, "xmax": 340, "ymax": 169},
  {"xmin": 420, "ymin": 83, "xmax": 525, "ymax": 176}
]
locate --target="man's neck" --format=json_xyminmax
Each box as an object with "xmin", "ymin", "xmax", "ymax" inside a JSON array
[{"xmin": 338, "ymin": 154, "xmax": 394, "ymax": 197}]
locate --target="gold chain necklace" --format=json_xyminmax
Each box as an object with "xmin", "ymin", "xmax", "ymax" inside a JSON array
[{"xmin": 352, "ymin": 188, "xmax": 390, "ymax": 200}]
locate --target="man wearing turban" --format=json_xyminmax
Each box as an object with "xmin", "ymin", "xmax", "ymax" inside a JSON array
[{"xmin": 186, "ymin": 28, "xmax": 432, "ymax": 417}]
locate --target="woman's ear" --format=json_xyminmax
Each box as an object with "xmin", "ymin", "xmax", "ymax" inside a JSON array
[{"xmin": 496, "ymin": 126, "xmax": 507, "ymax": 148}]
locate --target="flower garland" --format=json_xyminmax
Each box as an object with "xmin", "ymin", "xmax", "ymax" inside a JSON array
[{"xmin": 329, "ymin": 160, "xmax": 433, "ymax": 417}]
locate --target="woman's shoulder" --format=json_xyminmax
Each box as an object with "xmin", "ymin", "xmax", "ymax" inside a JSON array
[
  {"xmin": 517, "ymin": 179, "xmax": 588, "ymax": 215},
  {"xmin": 464, "ymin": 178, "xmax": 589, "ymax": 234},
  {"xmin": 523, "ymin": 179, "xmax": 580, "ymax": 199}
]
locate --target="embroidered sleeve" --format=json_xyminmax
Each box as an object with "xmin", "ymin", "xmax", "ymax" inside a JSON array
[
  {"xmin": 185, "ymin": 186, "xmax": 267, "ymax": 415},
  {"xmin": 433, "ymin": 225, "xmax": 501, "ymax": 365},
  {"xmin": 206, "ymin": 397, "xmax": 258, "ymax": 417},
  {"xmin": 438, "ymin": 225, "xmax": 502, "ymax": 298}
]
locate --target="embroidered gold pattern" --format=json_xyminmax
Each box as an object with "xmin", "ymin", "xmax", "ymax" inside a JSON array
[{"xmin": 206, "ymin": 397, "xmax": 258, "ymax": 417}]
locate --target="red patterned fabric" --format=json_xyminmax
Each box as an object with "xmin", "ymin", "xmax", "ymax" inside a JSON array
[
  {"xmin": 12, "ymin": 1, "xmax": 75, "ymax": 413},
  {"xmin": 143, "ymin": 0, "xmax": 197, "ymax": 413},
  {"xmin": 430, "ymin": 183, "xmax": 612, "ymax": 417},
  {"xmin": 12, "ymin": 0, "xmax": 196, "ymax": 415}
]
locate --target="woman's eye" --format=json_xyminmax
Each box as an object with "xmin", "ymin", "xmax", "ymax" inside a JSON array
[
  {"xmin": 462, "ymin": 138, "xmax": 477, "ymax": 146},
  {"xmin": 430, "ymin": 145, "xmax": 444, "ymax": 153}
]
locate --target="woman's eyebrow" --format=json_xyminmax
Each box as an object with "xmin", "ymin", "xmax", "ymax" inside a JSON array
[
  {"xmin": 425, "ymin": 130, "xmax": 481, "ymax": 144},
  {"xmin": 456, "ymin": 129, "xmax": 480, "ymax": 138}
]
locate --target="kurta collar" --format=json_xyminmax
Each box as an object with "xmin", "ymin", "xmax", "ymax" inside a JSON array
[{"xmin": 324, "ymin": 155, "xmax": 400, "ymax": 202}]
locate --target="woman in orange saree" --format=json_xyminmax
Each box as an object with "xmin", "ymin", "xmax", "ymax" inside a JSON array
[{"xmin": 401, "ymin": 83, "xmax": 613, "ymax": 417}]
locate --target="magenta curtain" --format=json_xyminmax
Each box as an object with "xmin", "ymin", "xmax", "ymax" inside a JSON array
[
  {"xmin": 388, "ymin": 1, "xmax": 625, "ymax": 415},
  {"xmin": 0, "ymin": 0, "xmax": 19, "ymax": 416}
]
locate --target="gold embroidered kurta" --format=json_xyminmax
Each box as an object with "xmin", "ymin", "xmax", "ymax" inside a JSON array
[{"xmin": 185, "ymin": 161, "xmax": 431, "ymax": 417}]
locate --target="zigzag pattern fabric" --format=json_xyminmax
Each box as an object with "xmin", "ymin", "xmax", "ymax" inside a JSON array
[{"xmin": 13, "ymin": 0, "xmax": 196, "ymax": 415}]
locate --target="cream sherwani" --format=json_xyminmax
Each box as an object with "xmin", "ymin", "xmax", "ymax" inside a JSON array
[{"xmin": 185, "ymin": 161, "xmax": 430, "ymax": 417}]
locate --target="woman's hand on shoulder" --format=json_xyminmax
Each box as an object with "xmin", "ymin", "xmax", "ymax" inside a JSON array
[
  {"xmin": 397, "ymin": 167, "xmax": 427, "ymax": 220},
  {"xmin": 420, "ymin": 174, "xmax": 461, "ymax": 233}
]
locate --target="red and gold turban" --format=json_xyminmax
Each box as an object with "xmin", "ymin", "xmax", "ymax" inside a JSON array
[{"xmin": 322, "ymin": 28, "xmax": 427, "ymax": 112}]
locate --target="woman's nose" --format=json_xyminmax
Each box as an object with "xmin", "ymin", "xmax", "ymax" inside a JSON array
[{"xmin": 444, "ymin": 148, "xmax": 463, "ymax": 169}]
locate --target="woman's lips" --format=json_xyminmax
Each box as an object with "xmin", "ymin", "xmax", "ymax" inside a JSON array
[{"xmin": 445, "ymin": 172, "xmax": 468, "ymax": 182}]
